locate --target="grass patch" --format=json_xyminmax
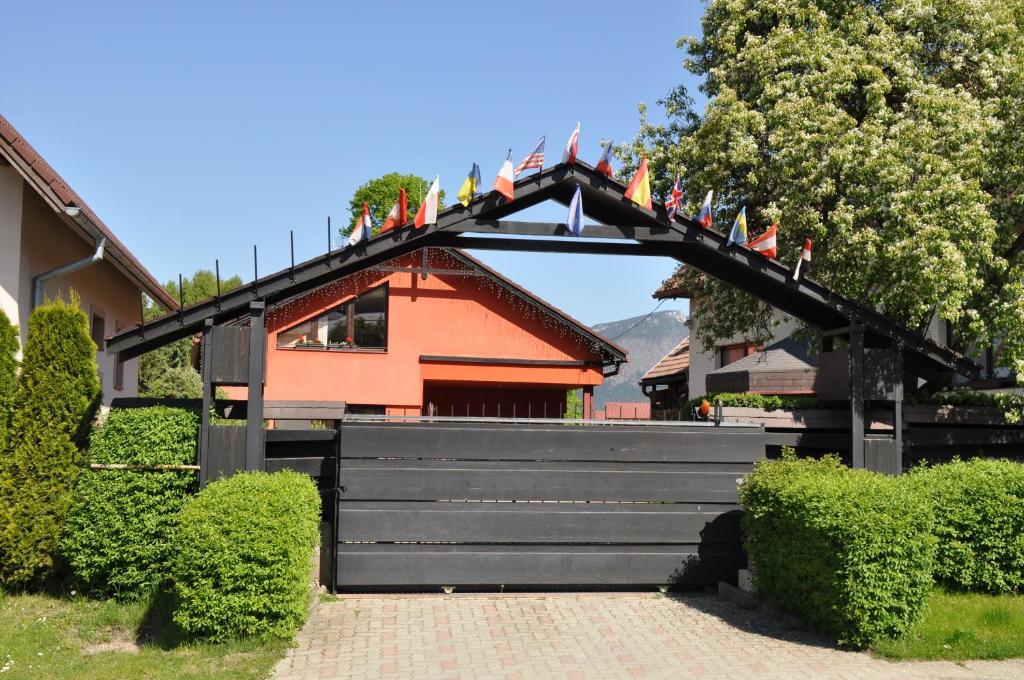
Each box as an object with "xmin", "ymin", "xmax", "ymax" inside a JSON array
[
  {"xmin": 0, "ymin": 592, "xmax": 288, "ymax": 679},
  {"xmin": 874, "ymin": 590, "xmax": 1024, "ymax": 661}
]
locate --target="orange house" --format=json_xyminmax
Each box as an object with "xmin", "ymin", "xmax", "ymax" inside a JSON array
[{"xmin": 235, "ymin": 248, "xmax": 626, "ymax": 419}]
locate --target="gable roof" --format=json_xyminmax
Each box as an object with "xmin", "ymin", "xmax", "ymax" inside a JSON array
[
  {"xmin": 709, "ymin": 336, "xmax": 817, "ymax": 375},
  {"xmin": 104, "ymin": 159, "xmax": 978, "ymax": 385},
  {"xmin": 0, "ymin": 114, "xmax": 176, "ymax": 310},
  {"xmin": 640, "ymin": 337, "xmax": 690, "ymax": 385}
]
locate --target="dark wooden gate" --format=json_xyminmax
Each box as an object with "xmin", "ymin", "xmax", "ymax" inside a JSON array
[{"xmin": 314, "ymin": 419, "xmax": 763, "ymax": 591}]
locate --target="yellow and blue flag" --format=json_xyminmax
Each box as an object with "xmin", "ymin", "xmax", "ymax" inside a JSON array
[
  {"xmin": 457, "ymin": 163, "xmax": 482, "ymax": 207},
  {"xmin": 727, "ymin": 206, "xmax": 747, "ymax": 246}
]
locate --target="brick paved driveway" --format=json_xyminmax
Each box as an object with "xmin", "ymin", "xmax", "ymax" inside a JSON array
[{"xmin": 272, "ymin": 592, "xmax": 1024, "ymax": 680}]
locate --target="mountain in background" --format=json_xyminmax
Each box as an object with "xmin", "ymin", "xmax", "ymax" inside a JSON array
[{"xmin": 591, "ymin": 310, "xmax": 688, "ymax": 409}]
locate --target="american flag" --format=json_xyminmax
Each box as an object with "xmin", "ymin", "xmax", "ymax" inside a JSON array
[
  {"xmin": 514, "ymin": 136, "xmax": 545, "ymax": 177},
  {"xmin": 664, "ymin": 176, "xmax": 684, "ymax": 220}
]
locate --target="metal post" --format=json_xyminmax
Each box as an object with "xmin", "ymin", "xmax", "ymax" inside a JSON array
[
  {"xmin": 245, "ymin": 301, "xmax": 267, "ymax": 471},
  {"xmin": 252, "ymin": 245, "xmax": 259, "ymax": 296},
  {"xmin": 326, "ymin": 217, "xmax": 333, "ymax": 268},
  {"xmin": 290, "ymin": 230, "xmax": 296, "ymax": 281},
  {"xmin": 215, "ymin": 259, "xmax": 222, "ymax": 310},
  {"xmin": 199, "ymin": 318, "xmax": 214, "ymax": 488},
  {"xmin": 178, "ymin": 274, "xmax": 185, "ymax": 324},
  {"xmin": 849, "ymin": 325, "xmax": 865, "ymax": 469}
]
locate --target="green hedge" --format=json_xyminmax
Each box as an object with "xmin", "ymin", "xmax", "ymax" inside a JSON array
[
  {"xmin": 739, "ymin": 454, "xmax": 936, "ymax": 648},
  {"xmin": 907, "ymin": 388, "xmax": 1024, "ymax": 424},
  {"xmin": 906, "ymin": 458, "xmax": 1024, "ymax": 594},
  {"xmin": 170, "ymin": 471, "xmax": 321, "ymax": 641},
  {"xmin": 685, "ymin": 392, "xmax": 818, "ymax": 418},
  {"xmin": 61, "ymin": 407, "xmax": 199, "ymax": 599}
]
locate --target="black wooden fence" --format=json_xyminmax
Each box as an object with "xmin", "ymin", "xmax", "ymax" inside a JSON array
[{"xmin": 262, "ymin": 418, "xmax": 765, "ymax": 591}]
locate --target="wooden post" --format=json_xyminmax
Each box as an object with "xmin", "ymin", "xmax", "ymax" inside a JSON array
[
  {"xmin": 893, "ymin": 342, "xmax": 904, "ymax": 474},
  {"xmin": 582, "ymin": 386, "xmax": 594, "ymax": 420},
  {"xmin": 849, "ymin": 325, "xmax": 865, "ymax": 468},
  {"xmin": 246, "ymin": 301, "xmax": 266, "ymax": 471},
  {"xmin": 199, "ymin": 318, "xmax": 214, "ymax": 488}
]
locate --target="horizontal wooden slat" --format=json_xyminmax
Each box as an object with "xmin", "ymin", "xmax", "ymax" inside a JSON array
[
  {"xmin": 339, "ymin": 423, "xmax": 764, "ymax": 463},
  {"xmin": 265, "ymin": 429, "xmax": 336, "ymax": 442},
  {"xmin": 337, "ymin": 502, "xmax": 742, "ymax": 544},
  {"xmin": 906, "ymin": 427, "xmax": 1024, "ymax": 446},
  {"xmin": 265, "ymin": 456, "xmax": 332, "ymax": 477},
  {"xmin": 337, "ymin": 461, "xmax": 746, "ymax": 502},
  {"xmin": 335, "ymin": 544, "xmax": 745, "ymax": 587}
]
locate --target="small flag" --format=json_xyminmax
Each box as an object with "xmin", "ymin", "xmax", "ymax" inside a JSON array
[
  {"xmin": 380, "ymin": 188, "xmax": 408, "ymax": 232},
  {"xmin": 793, "ymin": 238, "xmax": 812, "ymax": 280},
  {"xmin": 595, "ymin": 140, "xmax": 614, "ymax": 177},
  {"xmin": 493, "ymin": 149, "xmax": 515, "ymax": 201},
  {"xmin": 566, "ymin": 184, "xmax": 584, "ymax": 236},
  {"xmin": 515, "ymin": 136, "xmax": 546, "ymax": 176},
  {"xmin": 457, "ymin": 163, "xmax": 482, "ymax": 207},
  {"xmin": 747, "ymin": 223, "xmax": 777, "ymax": 258},
  {"xmin": 562, "ymin": 122, "xmax": 580, "ymax": 164},
  {"xmin": 727, "ymin": 207, "xmax": 748, "ymax": 246},
  {"xmin": 664, "ymin": 176, "xmax": 684, "ymax": 220},
  {"xmin": 696, "ymin": 190, "xmax": 714, "ymax": 228},
  {"xmin": 348, "ymin": 202, "xmax": 372, "ymax": 246},
  {"xmin": 414, "ymin": 176, "xmax": 440, "ymax": 229},
  {"xmin": 624, "ymin": 158, "xmax": 653, "ymax": 210}
]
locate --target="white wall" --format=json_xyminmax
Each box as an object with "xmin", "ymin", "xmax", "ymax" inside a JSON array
[{"xmin": 0, "ymin": 167, "xmax": 23, "ymax": 354}]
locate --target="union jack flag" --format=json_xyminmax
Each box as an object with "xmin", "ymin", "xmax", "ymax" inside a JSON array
[
  {"xmin": 664, "ymin": 176, "xmax": 684, "ymax": 220},
  {"xmin": 514, "ymin": 136, "xmax": 545, "ymax": 177}
]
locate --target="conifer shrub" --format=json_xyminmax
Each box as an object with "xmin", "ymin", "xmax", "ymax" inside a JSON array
[
  {"xmin": 906, "ymin": 458, "xmax": 1024, "ymax": 594},
  {"xmin": 0, "ymin": 308, "xmax": 18, "ymax": 451},
  {"xmin": 739, "ymin": 453, "xmax": 935, "ymax": 648},
  {"xmin": 0, "ymin": 295, "xmax": 100, "ymax": 588},
  {"xmin": 61, "ymin": 407, "xmax": 199, "ymax": 599},
  {"xmin": 170, "ymin": 470, "xmax": 320, "ymax": 641}
]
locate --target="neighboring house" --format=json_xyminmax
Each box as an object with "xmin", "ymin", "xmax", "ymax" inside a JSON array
[
  {"xmin": 0, "ymin": 114, "xmax": 176, "ymax": 402},
  {"xmin": 640, "ymin": 337, "xmax": 690, "ymax": 417},
  {"xmin": 225, "ymin": 248, "xmax": 626, "ymax": 419},
  {"xmin": 652, "ymin": 266, "xmax": 814, "ymax": 400}
]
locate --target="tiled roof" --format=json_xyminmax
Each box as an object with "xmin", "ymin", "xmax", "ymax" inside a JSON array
[
  {"xmin": 0, "ymin": 113, "xmax": 176, "ymax": 310},
  {"xmin": 709, "ymin": 335, "xmax": 817, "ymax": 374},
  {"xmin": 640, "ymin": 337, "xmax": 690, "ymax": 384}
]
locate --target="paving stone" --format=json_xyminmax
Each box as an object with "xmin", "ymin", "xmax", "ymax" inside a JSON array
[{"xmin": 272, "ymin": 593, "xmax": 1024, "ymax": 680}]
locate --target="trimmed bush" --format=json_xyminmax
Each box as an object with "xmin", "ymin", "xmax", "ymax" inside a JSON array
[
  {"xmin": 685, "ymin": 392, "xmax": 818, "ymax": 418},
  {"xmin": 0, "ymin": 295, "xmax": 100, "ymax": 588},
  {"xmin": 61, "ymin": 407, "xmax": 199, "ymax": 599},
  {"xmin": 0, "ymin": 307, "xmax": 18, "ymax": 451},
  {"xmin": 739, "ymin": 454, "xmax": 935, "ymax": 648},
  {"xmin": 170, "ymin": 470, "xmax": 321, "ymax": 641},
  {"xmin": 907, "ymin": 458, "xmax": 1024, "ymax": 594}
]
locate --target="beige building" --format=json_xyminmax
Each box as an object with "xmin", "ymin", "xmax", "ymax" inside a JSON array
[{"xmin": 0, "ymin": 114, "xmax": 175, "ymax": 402}]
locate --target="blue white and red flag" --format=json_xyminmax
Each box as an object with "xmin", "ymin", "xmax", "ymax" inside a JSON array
[{"xmin": 664, "ymin": 176, "xmax": 684, "ymax": 220}]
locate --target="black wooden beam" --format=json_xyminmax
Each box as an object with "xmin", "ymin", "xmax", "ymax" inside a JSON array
[{"xmin": 105, "ymin": 160, "xmax": 980, "ymax": 381}]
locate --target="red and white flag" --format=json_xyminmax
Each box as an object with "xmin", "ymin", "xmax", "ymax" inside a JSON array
[
  {"xmin": 792, "ymin": 238, "xmax": 812, "ymax": 280},
  {"xmin": 348, "ymin": 202, "xmax": 372, "ymax": 246},
  {"xmin": 413, "ymin": 176, "xmax": 440, "ymax": 229},
  {"xmin": 380, "ymin": 188, "xmax": 408, "ymax": 232},
  {"xmin": 562, "ymin": 122, "xmax": 580, "ymax": 164},
  {"xmin": 747, "ymin": 223, "xmax": 777, "ymax": 259},
  {"xmin": 493, "ymin": 149, "xmax": 515, "ymax": 201},
  {"xmin": 515, "ymin": 136, "xmax": 546, "ymax": 176},
  {"xmin": 595, "ymin": 140, "xmax": 614, "ymax": 177}
]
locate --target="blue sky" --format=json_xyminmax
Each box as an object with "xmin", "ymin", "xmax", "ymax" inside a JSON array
[{"xmin": 1, "ymin": 1, "xmax": 704, "ymax": 326}]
